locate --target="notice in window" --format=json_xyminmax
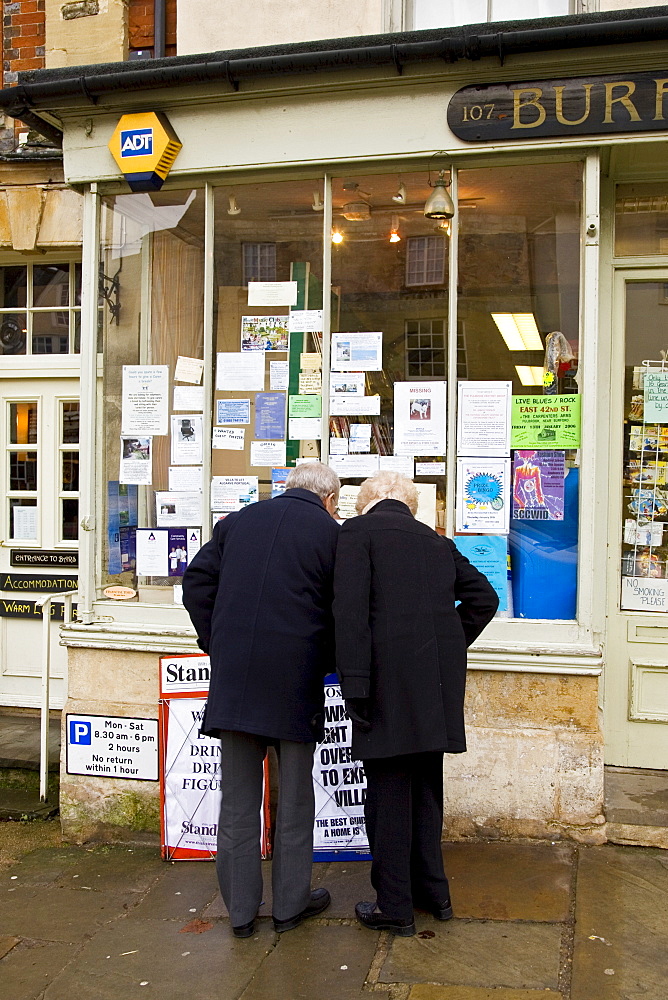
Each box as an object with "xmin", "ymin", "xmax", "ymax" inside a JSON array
[
  {"xmin": 394, "ymin": 381, "xmax": 446, "ymax": 456},
  {"xmin": 289, "ymin": 395, "xmax": 322, "ymax": 418},
  {"xmin": 216, "ymin": 353, "xmax": 265, "ymax": 392},
  {"xmin": 329, "ymin": 454, "xmax": 380, "ymax": 478},
  {"xmin": 212, "ymin": 427, "xmax": 245, "ymax": 450},
  {"xmin": 288, "ymin": 417, "xmax": 321, "ymax": 440},
  {"xmin": 510, "ymin": 395, "xmax": 581, "ymax": 449},
  {"xmin": 169, "ymin": 466, "xmax": 202, "ymax": 492},
  {"xmin": 216, "ymin": 399, "xmax": 251, "ymax": 425},
  {"xmin": 12, "ymin": 505, "xmax": 37, "ymax": 540},
  {"xmin": 255, "ymin": 392, "xmax": 287, "ymax": 439},
  {"xmin": 155, "ymin": 491, "xmax": 202, "ymax": 528},
  {"xmin": 270, "ymin": 361, "xmax": 290, "ymax": 391},
  {"xmin": 456, "ymin": 457, "xmax": 510, "ymax": 534},
  {"xmin": 121, "ymin": 365, "xmax": 169, "ymax": 436},
  {"xmin": 330, "ymin": 395, "xmax": 381, "ymax": 416},
  {"xmin": 174, "ymin": 356, "xmax": 204, "ymax": 384},
  {"xmin": 250, "ymin": 441, "xmax": 286, "ymax": 468},
  {"xmin": 457, "ymin": 381, "xmax": 511, "ymax": 457},
  {"xmin": 349, "ymin": 424, "xmax": 371, "ymax": 453},
  {"xmin": 512, "ymin": 450, "xmax": 565, "ymax": 521},
  {"xmin": 289, "ymin": 309, "xmax": 323, "ymax": 333},
  {"xmin": 171, "ymin": 414, "xmax": 203, "ymax": 465},
  {"xmin": 119, "ymin": 436, "xmax": 152, "ymax": 486},
  {"xmin": 455, "ymin": 535, "xmax": 510, "ymax": 616},
  {"xmin": 331, "ymin": 372, "xmax": 365, "ymax": 395},
  {"xmin": 643, "ymin": 372, "xmax": 668, "ymax": 423},
  {"xmin": 379, "ymin": 456, "xmax": 414, "ymax": 477},
  {"xmin": 247, "ymin": 281, "xmax": 298, "ymax": 307},
  {"xmin": 173, "ymin": 385, "xmax": 205, "ymax": 412},
  {"xmin": 298, "ymin": 372, "xmax": 322, "ymax": 395},
  {"xmin": 136, "ymin": 528, "xmax": 169, "ymax": 576},
  {"xmin": 331, "ymin": 332, "xmax": 382, "ymax": 372},
  {"xmin": 241, "ymin": 315, "xmax": 289, "ymax": 352},
  {"xmin": 211, "ymin": 476, "xmax": 259, "ymax": 512}
]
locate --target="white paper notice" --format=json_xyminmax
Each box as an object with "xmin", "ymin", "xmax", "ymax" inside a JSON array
[
  {"xmin": 299, "ymin": 372, "xmax": 322, "ymax": 394},
  {"xmin": 394, "ymin": 381, "xmax": 446, "ymax": 456},
  {"xmin": 211, "ymin": 476, "xmax": 259, "ymax": 511},
  {"xmin": 457, "ymin": 381, "xmax": 512, "ymax": 457},
  {"xmin": 173, "ymin": 385, "xmax": 205, "ymax": 411},
  {"xmin": 621, "ymin": 576, "xmax": 668, "ymax": 611},
  {"xmin": 171, "ymin": 414, "xmax": 203, "ymax": 465},
  {"xmin": 119, "ymin": 436, "xmax": 152, "ymax": 485},
  {"xmin": 330, "ymin": 395, "xmax": 381, "ymax": 416},
  {"xmin": 456, "ymin": 457, "xmax": 511, "ymax": 534},
  {"xmin": 330, "ymin": 372, "xmax": 365, "ymax": 395},
  {"xmin": 415, "ymin": 482, "xmax": 437, "ymax": 531},
  {"xmin": 337, "ymin": 485, "xmax": 361, "ymax": 519},
  {"xmin": 300, "ymin": 353, "xmax": 322, "ymax": 371},
  {"xmin": 330, "ymin": 437, "xmax": 349, "ymax": 455},
  {"xmin": 121, "ymin": 365, "xmax": 169, "ymax": 435},
  {"xmin": 329, "ymin": 454, "xmax": 380, "ymax": 478},
  {"xmin": 12, "ymin": 505, "xmax": 37, "ymax": 540},
  {"xmin": 349, "ymin": 424, "xmax": 372, "ymax": 453},
  {"xmin": 270, "ymin": 361, "xmax": 290, "ymax": 391},
  {"xmin": 186, "ymin": 528, "xmax": 201, "ymax": 563},
  {"xmin": 155, "ymin": 491, "xmax": 203, "ymax": 527},
  {"xmin": 289, "ymin": 417, "xmax": 321, "ymax": 440},
  {"xmin": 169, "ymin": 466, "xmax": 202, "ymax": 492},
  {"xmin": 136, "ymin": 528, "xmax": 169, "ymax": 576},
  {"xmin": 216, "ymin": 352, "xmax": 265, "ymax": 391},
  {"xmin": 288, "ymin": 309, "xmax": 323, "ymax": 333},
  {"xmin": 416, "ymin": 462, "xmax": 446, "ymax": 477},
  {"xmin": 212, "ymin": 427, "xmax": 245, "ymax": 450},
  {"xmin": 331, "ymin": 332, "xmax": 383, "ymax": 372},
  {"xmin": 250, "ymin": 441, "xmax": 286, "ymax": 467},
  {"xmin": 174, "ymin": 356, "xmax": 204, "ymax": 384},
  {"xmin": 247, "ymin": 281, "xmax": 298, "ymax": 306},
  {"xmin": 379, "ymin": 456, "xmax": 415, "ymax": 477}
]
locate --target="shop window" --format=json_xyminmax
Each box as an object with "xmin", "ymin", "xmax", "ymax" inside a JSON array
[
  {"xmin": 405, "ymin": 236, "xmax": 445, "ymax": 286},
  {"xmin": 410, "ymin": 0, "xmax": 572, "ymax": 30},
  {"xmin": 243, "ymin": 243, "xmax": 277, "ymax": 283},
  {"xmin": 615, "ymin": 183, "xmax": 668, "ymax": 257},
  {"xmin": 0, "ymin": 261, "xmax": 81, "ymax": 356}
]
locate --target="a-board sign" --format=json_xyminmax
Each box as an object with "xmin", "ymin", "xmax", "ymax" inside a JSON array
[
  {"xmin": 10, "ymin": 550, "xmax": 78, "ymax": 568},
  {"xmin": 160, "ymin": 653, "xmax": 211, "ymax": 698},
  {"xmin": 0, "ymin": 573, "xmax": 77, "ymax": 592},
  {"xmin": 66, "ymin": 714, "xmax": 158, "ymax": 780}
]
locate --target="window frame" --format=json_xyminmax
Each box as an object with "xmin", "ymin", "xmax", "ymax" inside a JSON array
[{"xmin": 0, "ymin": 255, "xmax": 82, "ymax": 358}]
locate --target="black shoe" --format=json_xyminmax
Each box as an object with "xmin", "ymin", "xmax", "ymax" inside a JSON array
[
  {"xmin": 355, "ymin": 901, "xmax": 416, "ymax": 936},
  {"xmin": 232, "ymin": 919, "xmax": 255, "ymax": 938},
  {"xmin": 414, "ymin": 896, "xmax": 454, "ymax": 921},
  {"xmin": 273, "ymin": 888, "xmax": 331, "ymax": 933}
]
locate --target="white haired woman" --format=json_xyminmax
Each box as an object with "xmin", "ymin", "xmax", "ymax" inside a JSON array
[{"xmin": 333, "ymin": 471, "xmax": 498, "ymax": 935}]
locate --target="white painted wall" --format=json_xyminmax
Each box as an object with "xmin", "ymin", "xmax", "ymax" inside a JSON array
[{"xmin": 176, "ymin": 0, "xmax": 385, "ymax": 55}]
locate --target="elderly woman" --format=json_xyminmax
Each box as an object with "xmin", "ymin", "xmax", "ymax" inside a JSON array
[{"xmin": 333, "ymin": 471, "xmax": 498, "ymax": 936}]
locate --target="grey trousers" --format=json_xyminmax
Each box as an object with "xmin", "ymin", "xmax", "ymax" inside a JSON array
[{"xmin": 217, "ymin": 730, "xmax": 316, "ymax": 926}]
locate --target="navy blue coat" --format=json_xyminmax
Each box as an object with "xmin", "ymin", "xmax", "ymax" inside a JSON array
[
  {"xmin": 333, "ymin": 499, "xmax": 499, "ymax": 759},
  {"xmin": 182, "ymin": 489, "xmax": 339, "ymax": 743}
]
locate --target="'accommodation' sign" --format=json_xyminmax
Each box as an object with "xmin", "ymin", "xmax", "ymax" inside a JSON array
[{"xmin": 448, "ymin": 70, "xmax": 668, "ymax": 142}]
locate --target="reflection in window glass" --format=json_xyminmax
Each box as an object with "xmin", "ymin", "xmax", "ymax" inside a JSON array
[
  {"xmin": 405, "ymin": 236, "xmax": 446, "ymax": 287},
  {"xmin": 33, "ymin": 263, "xmax": 69, "ymax": 307},
  {"xmin": 0, "ymin": 313, "xmax": 27, "ymax": 355},
  {"xmin": 10, "ymin": 452, "xmax": 37, "ymax": 491},
  {"xmin": 1, "ymin": 266, "xmax": 27, "ymax": 308},
  {"xmin": 0, "ymin": 262, "xmax": 80, "ymax": 355},
  {"xmin": 62, "ymin": 401, "xmax": 80, "ymax": 443},
  {"xmin": 412, "ymin": 0, "xmax": 568, "ymax": 29},
  {"xmin": 243, "ymin": 243, "xmax": 277, "ymax": 283},
  {"xmin": 10, "ymin": 402, "xmax": 37, "ymax": 444},
  {"xmin": 61, "ymin": 498, "xmax": 79, "ymax": 541},
  {"xmin": 615, "ymin": 183, "xmax": 668, "ymax": 257}
]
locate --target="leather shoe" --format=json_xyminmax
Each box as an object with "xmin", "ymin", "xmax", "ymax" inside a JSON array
[
  {"xmin": 232, "ymin": 919, "xmax": 255, "ymax": 938},
  {"xmin": 355, "ymin": 900, "xmax": 416, "ymax": 936},
  {"xmin": 273, "ymin": 888, "xmax": 331, "ymax": 932},
  {"xmin": 414, "ymin": 896, "xmax": 453, "ymax": 921}
]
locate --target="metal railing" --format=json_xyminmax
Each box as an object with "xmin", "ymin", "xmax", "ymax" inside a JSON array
[{"xmin": 35, "ymin": 591, "xmax": 78, "ymax": 802}]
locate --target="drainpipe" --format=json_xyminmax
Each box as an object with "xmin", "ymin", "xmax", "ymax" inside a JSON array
[{"xmin": 154, "ymin": 0, "xmax": 166, "ymax": 60}]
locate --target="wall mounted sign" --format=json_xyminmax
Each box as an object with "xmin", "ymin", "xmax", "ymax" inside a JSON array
[
  {"xmin": 10, "ymin": 550, "xmax": 78, "ymax": 568},
  {"xmin": 1, "ymin": 573, "xmax": 77, "ymax": 592},
  {"xmin": 448, "ymin": 71, "xmax": 668, "ymax": 142},
  {"xmin": 109, "ymin": 111, "xmax": 182, "ymax": 191},
  {"xmin": 0, "ymin": 598, "xmax": 74, "ymax": 621},
  {"xmin": 66, "ymin": 714, "xmax": 158, "ymax": 781}
]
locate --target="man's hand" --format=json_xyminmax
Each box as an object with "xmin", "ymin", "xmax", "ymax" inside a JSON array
[{"xmin": 345, "ymin": 698, "xmax": 371, "ymax": 732}]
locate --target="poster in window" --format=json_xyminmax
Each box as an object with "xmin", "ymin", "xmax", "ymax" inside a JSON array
[
  {"xmin": 393, "ymin": 381, "xmax": 447, "ymax": 456},
  {"xmin": 119, "ymin": 436, "xmax": 152, "ymax": 485},
  {"xmin": 510, "ymin": 395, "xmax": 581, "ymax": 449},
  {"xmin": 512, "ymin": 450, "xmax": 565, "ymax": 521},
  {"xmin": 456, "ymin": 457, "xmax": 510, "ymax": 534},
  {"xmin": 331, "ymin": 332, "xmax": 382, "ymax": 372},
  {"xmin": 170, "ymin": 414, "xmax": 203, "ymax": 465},
  {"xmin": 241, "ymin": 315, "xmax": 289, "ymax": 352}
]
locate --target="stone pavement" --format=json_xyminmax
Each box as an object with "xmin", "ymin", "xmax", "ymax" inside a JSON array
[{"xmin": 1, "ymin": 821, "xmax": 668, "ymax": 1000}]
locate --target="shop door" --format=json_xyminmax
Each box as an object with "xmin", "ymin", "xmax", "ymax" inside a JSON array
[
  {"xmin": 606, "ymin": 272, "xmax": 668, "ymax": 767},
  {"xmin": 0, "ymin": 380, "xmax": 79, "ymax": 709}
]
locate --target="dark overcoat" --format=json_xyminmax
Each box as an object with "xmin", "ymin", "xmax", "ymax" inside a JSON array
[
  {"xmin": 182, "ymin": 488, "xmax": 339, "ymax": 743},
  {"xmin": 333, "ymin": 499, "xmax": 499, "ymax": 759}
]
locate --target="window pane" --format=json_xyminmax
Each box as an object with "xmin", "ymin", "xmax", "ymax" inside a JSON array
[
  {"xmin": 62, "ymin": 452, "xmax": 79, "ymax": 491},
  {"xmin": 412, "ymin": 0, "xmax": 567, "ymax": 28},
  {"xmin": 62, "ymin": 498, "xmax": 79, "ymax": 540},
  {"xmin": 10, "ymin": 452, "xmax": 37, "ymax": 491},
  {"xmin": 10, "ymin": 402, "xmax": 38, "ymax": 444},
  {"xmin": 0, "ymin": 313, "xmax": 27, "ymax": 355},
  {"xmin": 32, "ymin": 312, "xmax": 69, "ymax": 354},
  {"xmin": 33, "ymin": 263, "xmax": 69, "ymax": 307},
  {"xmin": 62, "ymin": 401, "xmax": 79, "ymax": 443},
  {"xmin": 74, "ymin": 263, "xmax": 82, "ymax": 306},
  {"xmin": 9, "ymin": 498, "xmax": 37, "ymax": 540},
  {"xmin": 243, "ymin": 243, "xmax": 277, "ymax": 283},
  {"xmin": 615, "ymin": 183, "xmax": 668, "ymax": 256},
  {"xmin": 0, "ymin": 266, "xmax": 27, "ymax": 308}
]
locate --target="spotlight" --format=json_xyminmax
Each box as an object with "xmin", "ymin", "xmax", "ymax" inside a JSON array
[{"xmin": 331, "ymin": 230, "xmax": 344, "ymax": 244}]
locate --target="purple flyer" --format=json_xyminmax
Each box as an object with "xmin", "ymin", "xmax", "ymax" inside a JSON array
[{"xmin": 512, "ymin": 450, "xmax": 565, "ymax": 521}]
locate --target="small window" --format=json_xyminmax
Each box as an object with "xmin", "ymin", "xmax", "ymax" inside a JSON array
[
  {"xmin": 243, "ymin": 243, "xmax": 277, "ymax": 283},
  {"xmin": 0, "ymin": 261, "xmax": 81, "ymax": 356},
  {"xmin": 405, "ymin": 319, "xmax": 446, "ymax": 378},
  {"xmin": 411, "ymin": 0, "xmax": 571, "ymax": 30},
  {"xmin": 405, "ymin": 236, "xmax": 446, "ymax": 287}
]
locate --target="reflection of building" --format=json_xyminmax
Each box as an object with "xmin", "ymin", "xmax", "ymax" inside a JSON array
[{"xmin": 2, "ymin": 4, "xmax": 668, "ymax": 850}]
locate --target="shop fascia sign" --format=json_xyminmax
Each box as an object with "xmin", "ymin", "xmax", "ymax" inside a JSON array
[
  {"xmin": 448, "ymin": 70, "xmax": 668, "ymax": 142},
  {"xmin": 109, "ymin": 111, "xmax": 182, "ymax": 192}
]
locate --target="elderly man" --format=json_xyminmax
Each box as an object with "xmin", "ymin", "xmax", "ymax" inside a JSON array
[{"xmin": 182, "ymin": 462, "xmax": 340, "ymax": 937}]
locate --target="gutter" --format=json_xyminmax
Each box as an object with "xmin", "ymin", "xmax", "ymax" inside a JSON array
[{"xmin": 2, "ymin": 11, "xmax": 668, "ymax": 145}]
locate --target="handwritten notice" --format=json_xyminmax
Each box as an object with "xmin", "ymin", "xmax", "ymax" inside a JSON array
[
  {"xmin": 510, "ymin": 395, "xmax": 581, "ymax": 449},
  {"xmin": 621, "ymin": 576, "xmax": 668, "ymax": 611},
  {"xmin": 174, "ymin": 356, "xmax": 204, "ymax": 384},
  {"xmin": 212, "ymin": 427, "xmax": 245, "ymax": 450},
  {"xmin": 643, "ymin": 372, "xmax": 668, "ymax": 423}
]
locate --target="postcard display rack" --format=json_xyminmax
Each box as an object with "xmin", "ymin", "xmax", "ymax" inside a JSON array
[{"xmin": 621, "ymin": 359, "xmax": 668, "ymax": 611}]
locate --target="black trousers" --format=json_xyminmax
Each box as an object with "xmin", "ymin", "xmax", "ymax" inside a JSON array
[{"xmin": 363, "ymin": 751, "xmax": 450, "ymax": 921}]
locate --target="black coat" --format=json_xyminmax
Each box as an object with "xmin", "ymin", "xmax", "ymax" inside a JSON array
[
  {"xmin": 182, "ymin": 489, "xmax": 339, "ymax": 743},
  {"xmin": 333, "ymin": 499, "xmax": 499, "ymax": 759}
]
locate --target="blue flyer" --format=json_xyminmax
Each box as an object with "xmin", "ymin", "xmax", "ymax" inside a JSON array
[
  {"xmin": 454, "ymin": 534, "xmax": 509, "ymax": 615},
  {"xmin": 271, "ymin": 467, "xmax": 291, "ymax": 497},
  {"xmin": 255, "ymin": 392, "xmax": 286, "ymax": 440},
  {"xmin": 217, "ymin": 399, "xmax": 250, "ymax": 425}
]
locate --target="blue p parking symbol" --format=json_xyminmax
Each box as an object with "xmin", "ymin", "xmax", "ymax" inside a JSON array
[{"xmin": 69, "ymin": 720, "xmax": 91, "ymax": 745}]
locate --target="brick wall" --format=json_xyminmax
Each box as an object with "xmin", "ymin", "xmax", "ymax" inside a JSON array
[
  {"xmin": 129, "ymin": 0, "xmax": 176, "ymax": 58},
  {"xmin": 3, "ymin": 0, "xmax": 46, "ymax": 86}
]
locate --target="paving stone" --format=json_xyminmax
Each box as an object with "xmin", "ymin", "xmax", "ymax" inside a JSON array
[
  {"xmin": 43, "ymin": 915, "xmax": 276, "ymax": 1000},
  {"xmin": 128, "ymin": 859, "xmax": 219, "ymax": 919},
  {"xmin": 0, "ymin": 934, "xmax": 20, "ymax": 958},
  {"xmin": 238, "ymin": 922, "xmax": 380, "ymax": 1000},
  {"xmin": 409, "ymin": 988, "xmax": 563, "ymax": 999},
  {"xmin": 443, "ymin": 842, "xmax": 572, "ymax": 922},
  {"xmin": 7, "ymin": 845, "xmax": 160, "ymax": 892},
  {"xmin": 571, "ymin": 843, "xmax": 668, "ymax": 1000},
  {"xmin": 0, "ymin": 939, "xmax": 76, "ymax": 1000},
  {"xmin": 311, "ymin": 859, "xmax": 372, "ymax": 918},
  {"xmin": 202, "ymin": 858, "xmax": 273, "ymax": 920},
  {"xmin": 3, "ymin": 886, "xmax": 131, "ymax": 942},
  {"xmin": 380, "ymin": 917, "xmax": 562, "ymax": 990}
]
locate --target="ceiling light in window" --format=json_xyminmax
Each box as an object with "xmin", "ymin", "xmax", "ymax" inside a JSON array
[
  {"xmin": 331, "ymin": 229, "xmax": 344, "ymax": 244},
  {"xmin": 492, "ymin": 313, "xmax": 543, "ymax": 351},
  {"xmin": 392, "ymin": 182, "xmax": 407, "ymax": 204},
  {"xmin": 515, "ymin": 365, "xmax": 545, "ymax": 387},
  {"xmin": 227, "ymin": 195, "xmax": 241, "ymax": 216},
  {"xmin": 342, "ymin": 202, "xmax": 370, "ymax": 221},
  {"xmin": 389, "ymin": 215, "xmax": 401, "ymax": 243}
]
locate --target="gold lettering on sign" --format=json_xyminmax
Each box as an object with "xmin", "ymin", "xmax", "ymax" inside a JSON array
[
  {"xmin": 654, "ymin": 79, "xmax": 668, "ymax": 120},
  {"xmin": 603, "ymin": 81, "xmax": 641, "ymax": 124},
  {"xmin": 554, "ymin": 84, "xmax": 592, "ymax": 125},
  {"xmin": 511, "ymin": 88, "xmax": 546, "ymax": 129}
]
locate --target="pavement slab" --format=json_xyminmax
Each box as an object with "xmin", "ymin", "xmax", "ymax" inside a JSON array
[
  {"xmin": 443, "ymin": 841, "xmax": 572, "ymax": 922},
  {"xmin": 237, "ymin": 922, "xmax": 381, "ymax": 1000},
  {"xmin": 571, "ymin": 843, "xmax": 668, "ymax": 1000},
  {"xmin": 128, "ymin": 859, "xmax": 218, "ymax": 920},
  {"xmin": 380, "ymin": 917, "xmax": 562, "ymax": 990},
  {"xmin": 42, "ymin": 915, "xmax": 276, "ymax": 1000},
  {"xmin": 0, "ymin": 933, "xmax": 20, "ymax": 958},
  {"xmin": 409, "ymin": 989, "xmax": 563, "ymax": 1000},
  {"xmin": 311, "ymin": 859, "xmax": 373, "ymax": 918},
  {"xmin": 6, "ymin": 844, "xmax": 160, "ymax": 892},
  {"xmin": 0, "ymin": 939, "xmax": 76, "ymax": 1000},
  {"xmin": 3, "ymin": 885, "xmax": 132, "ymax": 942}
]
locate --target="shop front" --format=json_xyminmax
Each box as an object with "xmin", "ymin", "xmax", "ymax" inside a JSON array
[{"xmin": 4, "ymin": 19, "xmax": 668, "ymax": 845}]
